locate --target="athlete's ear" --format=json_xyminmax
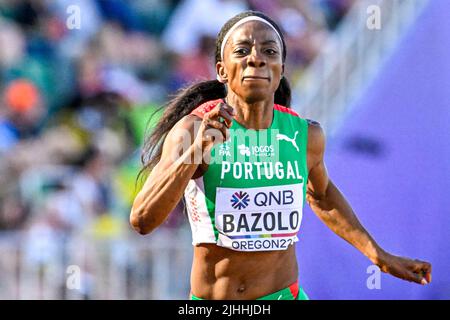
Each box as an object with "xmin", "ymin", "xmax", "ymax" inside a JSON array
[
  {"xmin": 216, "ymin": 61, "xmax": 228, "ymax": 83},
  {"xmin": 281, "ymin": 64, "xmax": 285, "ymax": 78}
]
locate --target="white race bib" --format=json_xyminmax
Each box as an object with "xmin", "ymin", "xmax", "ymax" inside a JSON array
[{"xmin": 214, "ymin": 184, "xmax": 304, "ymax": 251}]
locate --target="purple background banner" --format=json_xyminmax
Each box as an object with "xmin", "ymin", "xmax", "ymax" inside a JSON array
[{"xmin": 297, "ymin": 0, "xmax": 450, "ymax": 299}]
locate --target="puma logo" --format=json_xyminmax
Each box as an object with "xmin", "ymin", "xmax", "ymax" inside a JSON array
[{"xmin": 276, "ymin": 131, "xmax": 299, "ymax": 152}]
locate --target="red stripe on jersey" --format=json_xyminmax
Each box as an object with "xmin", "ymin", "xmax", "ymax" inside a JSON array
[
  {"xmin": 274, "ymin": 104, "xmax": 299, "ymax": 117},
  {"xmin": 288, "ymin": 281, "xmax": 299, "ymax": 299},
  {"xmin": 190, "ymin": 99, "xmax": 223, "ymax": 119},
  {"xmin": 191, "ymin": 100, "xmax": 299, "ymax": 119}
]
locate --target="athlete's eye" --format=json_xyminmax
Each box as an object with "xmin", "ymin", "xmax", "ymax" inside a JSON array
[
  {"xmin": 265, "ymin": 48, "xmax": 278, "ymax": 55},
  {"xmin": 234, "ymin": 48, "xmax": 249, "ymax": 55}
]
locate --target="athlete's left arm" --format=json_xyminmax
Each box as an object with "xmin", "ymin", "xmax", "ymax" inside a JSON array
[{"xmin": 305, "ymin": 120, "xmax": 432, "ymax": 285}]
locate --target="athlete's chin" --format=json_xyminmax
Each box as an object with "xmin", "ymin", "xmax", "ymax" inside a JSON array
[{"xmin": 241, "ymin": 89, "xmax": 273, "ymax": 104}]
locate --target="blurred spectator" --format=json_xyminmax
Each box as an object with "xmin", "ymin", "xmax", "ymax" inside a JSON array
[
  {"xmin": 0, "ymin": 0, "xmax": 357, "ymax": 243},
  {"xmin": 72, "ymin": 146, "xmax": 111, "ymax": 219},
  {"xmin": 49, "ymin": 0, "xmax": 103, "ymax": 59},
  {"xmin": 319, "ymin": 0, "xmax": 356, "ymax": 30},
  {"xmin": 0, "ymin": 190, "xmax": 29, "ymax": 230},
  {"xmin": 0, "ymin": 0, "xmax": 356, "ymax": 299},
  {"xmin": 0, "ymin": 0, "xmax": 356, "ymax": 235},
  {"xmin": 248, "ymin": 0, "xmax": 331, "ymax": 80},
  {"xmin": 162, "ymin": 0, "xmax": 248, "ymax": 55},
  {"xmin": 0, "ymin": 79, "xmax": 44, "ymax": 153},
  {"xmin": 171, "ymin": 35, "xmax": 216, "ymax": 86},
  {"xmin": 0, "ymin": 18, "xmax": 26, "ymax": 68}
]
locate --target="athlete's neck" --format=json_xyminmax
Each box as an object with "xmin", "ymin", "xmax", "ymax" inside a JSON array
[{"xmin": 226, "ymin": 93, "xmax": 274, "ymax": 130}]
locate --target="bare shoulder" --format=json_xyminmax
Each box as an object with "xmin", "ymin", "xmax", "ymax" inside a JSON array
[
  {"xmin": 161, "ymin": 114, "xmax": 206, "ymax": 178},
  {"xmin": 158, "ymin": 114, "xmax": 201, "ymax": 162},
  {"xmin": 307, "ymin": 119, "xmax": 326, "ymax": 155},
  {"xmin": 172, "ymin": 113, "xmax": 202, "ymax": 132},
  {"xmin": 306, "ymin": 119, "xmax": 326, "ymax": 173},
  {"xmin": 165, "ymin": 114, "xmax": 202, "ymax": 145}
]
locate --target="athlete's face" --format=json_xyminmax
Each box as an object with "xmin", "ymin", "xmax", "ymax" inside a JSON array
[{"xmin": 217, "ymin": 21, "xmax": 284, "ymax": 104}]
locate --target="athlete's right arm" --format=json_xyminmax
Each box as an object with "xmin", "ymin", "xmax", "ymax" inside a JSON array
[{"xmin": 130, "ymin": 103, "xmax": 234, "ymax": 235}]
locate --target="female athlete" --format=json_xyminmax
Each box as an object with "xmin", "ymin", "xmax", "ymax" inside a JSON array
[{"xmin": 130, "ymin": 11, "xmax": 432, "ymax": 300}]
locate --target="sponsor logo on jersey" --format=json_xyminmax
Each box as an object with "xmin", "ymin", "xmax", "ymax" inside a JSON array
[
  {"xmin": 219, "ymin": 142, "xmax": 231, "ymax": 156},
  {"xmin": 236, "ymin": 144, "xmax": 275, "ymax": 157},
  {"xmin": 237, "ymin": 144, "xmax": 251, "ymax": 156},
  {"xmin": 230, "ymin": 191, "xmax": 250, "ymax": 210},
  {"xmin": 276, "ymin": 131, "xmax": 299, "ymax": 152},
  {"xmin": 250, "ymin": 145, "xmax": 275, "ymax": 157}
]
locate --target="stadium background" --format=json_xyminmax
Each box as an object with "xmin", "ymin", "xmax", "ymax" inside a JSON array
[{"xmin": 0, "ymin": 0, "xmax": 448, "ymax": 299}]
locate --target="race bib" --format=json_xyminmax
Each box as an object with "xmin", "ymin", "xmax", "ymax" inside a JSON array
[{"xmin": 215, "ymin": 184, "xmax": 303, "ymax": 251}]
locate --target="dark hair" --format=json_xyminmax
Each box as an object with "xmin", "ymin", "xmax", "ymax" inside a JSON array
[{"xmin": 140, "ymin": 11, "xmax": 292, "ymax": 176}]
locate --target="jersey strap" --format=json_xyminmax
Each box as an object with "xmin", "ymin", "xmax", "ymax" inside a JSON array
[{"xmin": 190, "ymin": 99, "xmax": 223, "ymax": 119}]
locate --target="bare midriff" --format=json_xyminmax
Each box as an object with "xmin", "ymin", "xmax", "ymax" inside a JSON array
[{"xmin": 190, "ymin": 243, "xmax": 298, "ymax": 300}]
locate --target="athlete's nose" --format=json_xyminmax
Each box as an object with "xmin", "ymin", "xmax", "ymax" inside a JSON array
[{"xmin": 247, "ymin": 47, "xmax": 266, "ymax": 68}]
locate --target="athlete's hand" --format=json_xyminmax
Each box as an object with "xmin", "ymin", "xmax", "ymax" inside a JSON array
[
  {"xmin": 377, "ymin": 252, "xmax": 432, "ymax": 285},
  {"xmin": 194, "ymin": 102, "xmax": 235, "ymax": 152}
]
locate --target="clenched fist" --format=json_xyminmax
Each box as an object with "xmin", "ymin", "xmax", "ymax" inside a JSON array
[{"xmin": 193, "ymin": 102, "xmax": 235, "ymax": 152}]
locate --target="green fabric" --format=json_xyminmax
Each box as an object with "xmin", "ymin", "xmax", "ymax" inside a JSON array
[
  {"xmin": 190, "ymin": 286, "xmax": 309, "ymax": 300},
  {"xmin": 297, "ymin": 287, "xmax": 310, "ymax": 300},
  {"xmin": 200, "ymin": 106, "xmax": 309, "ymax": 248}
]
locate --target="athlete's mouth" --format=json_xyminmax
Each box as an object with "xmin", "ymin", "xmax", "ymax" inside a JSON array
[{"xmin": 242, "ymin": 76, "xmax": 270, "ymax": 81}]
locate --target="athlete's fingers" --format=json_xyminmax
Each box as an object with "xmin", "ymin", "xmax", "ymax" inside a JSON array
[
  {"xmin": 203, "ymin": 119, "xmax": 229, "ymax": 142},
  {"xmin": 205, "ymin": 103, "xmax": 234, "ymax": 128},
  {"xmin": 222, "ymin": 102, "xmax": 236, "ymax": 117},
  {"xmin": 214, "ymin": 104, "xmax": 234, "ymax": 128},
  {"xmin": 403, "ymin": 268, "xmax": 429, "ymax": 285},
  {"xmin": 393, "ymin": 268, "xmax": 418, "ymax": 284},
  {"xmin": 204, "ymin": 127, "xmax": 227, "ymax": 145},
  {"xmin": 412, "ymin": 260, "xmax": 432, "ymax": 273},
  {"xmin": 217, "ymin": 107, "xmax": 234, "ymax": 128},
  {"xmin": 411, "ymin": 261, "xmax": 432, "ymax": 284},
  {"xmin": 216, "ymin": 101, "xmax": 235, "ymax": 117},
  {"xmin": 413, "ymin": 272, "xmax": 428, "ymax": 285},
  {"xmin": 204, "ymin": 118, "xmax": 228, "ymax": 132},
  {"xmin": 425, "ymin": 271, "xmax": 432, "ymax": 284}
]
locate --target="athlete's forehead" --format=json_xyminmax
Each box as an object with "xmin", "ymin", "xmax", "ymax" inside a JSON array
[{"xmin": 226, "ymin": 21, "xmax": 282, "ymax": 49}]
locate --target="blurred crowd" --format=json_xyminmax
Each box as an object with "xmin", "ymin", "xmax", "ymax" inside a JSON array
[{"xmin": 0, "ymin": 0, "xmax": 355, "ymax": 253}]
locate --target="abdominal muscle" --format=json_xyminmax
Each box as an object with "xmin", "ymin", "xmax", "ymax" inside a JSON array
[{"xmin": 190, "ymin": 243, "xmax": 298, "ymax": 300}]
